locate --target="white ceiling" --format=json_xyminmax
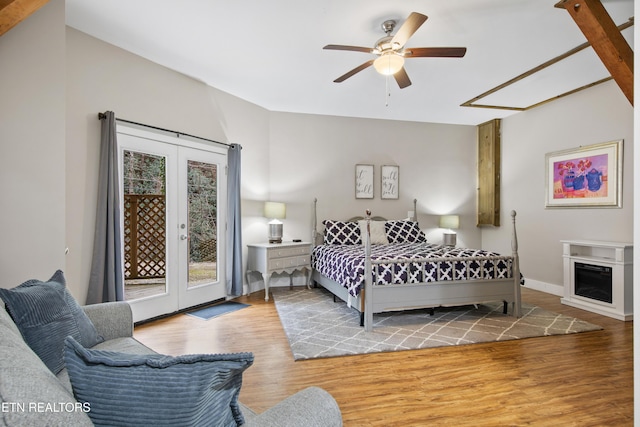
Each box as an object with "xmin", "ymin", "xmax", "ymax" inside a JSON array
[{"xmin": 64, "ymin": 0, "xmax": 634, "ymax": 126}]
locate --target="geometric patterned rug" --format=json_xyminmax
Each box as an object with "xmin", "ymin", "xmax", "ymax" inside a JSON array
[{"xmin": 271, "ymin": 286, "xmax": 602, "ymax": 361}]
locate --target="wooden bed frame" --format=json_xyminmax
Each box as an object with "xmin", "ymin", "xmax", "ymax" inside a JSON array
[{"xmin": 311, "ymin": 199, "xmax": 522, "ymax": 332}]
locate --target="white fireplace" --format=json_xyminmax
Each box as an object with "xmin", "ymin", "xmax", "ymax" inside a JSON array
[{"xmin": 561, "ymin": 240, "xmax": 633, "ymax": 321}]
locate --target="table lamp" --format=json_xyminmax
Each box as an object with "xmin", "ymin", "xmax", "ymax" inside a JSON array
[
  {"xmin": 439, "ymin": 215, "xmax": 459, "ymax": 246},
  {"xmin": 264, "ymin": 201, "xmax": 286, "ymax": 243}
]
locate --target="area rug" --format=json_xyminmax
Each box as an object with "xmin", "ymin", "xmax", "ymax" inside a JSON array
[
  {"xmin": 271, "ymin": 287, "xmax": 602, "ymax": 360},
  {"xmin": 186, "ymin": 301, "xmax": 249, "ymax": 320}
]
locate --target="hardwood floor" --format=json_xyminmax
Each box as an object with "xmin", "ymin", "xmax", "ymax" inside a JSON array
[{"xmin": 133, "ymin": 287, "xmax": 633, "ymax": 426}]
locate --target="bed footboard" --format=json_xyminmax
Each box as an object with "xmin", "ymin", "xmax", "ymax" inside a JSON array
[
  {"xmin": 361, "ymin": 210, "xmax": 522, "ymax": 332},
  {"xmin": 311, "ymin": 199, "xmax": 521, "ymax": 332}
]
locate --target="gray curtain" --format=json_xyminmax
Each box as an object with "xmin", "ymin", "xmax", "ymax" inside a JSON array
[
  {"xmin": 86, "ymin": 111, "xmax": 124, "ymax": 304},
  {"xmin": 226, "ymin": 144, "xmax": 243, "ymax": 296}
]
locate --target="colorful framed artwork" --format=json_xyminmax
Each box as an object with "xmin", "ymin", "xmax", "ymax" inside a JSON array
[
  {"xmin": 355, "ymin": 164, "xmax": 374, "ymax": 199},
  {"xmin": 381, "ymin": 165, "xmax": 399, "ymax": 199},
  {"xmin": 545, "ymin": 140, "xmax": 623, "ymax": 208}
]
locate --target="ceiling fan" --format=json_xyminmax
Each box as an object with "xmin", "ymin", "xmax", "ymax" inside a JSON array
[{"xmin": 324, "ymin": 12, "xmax": 467, "ymax": 89}]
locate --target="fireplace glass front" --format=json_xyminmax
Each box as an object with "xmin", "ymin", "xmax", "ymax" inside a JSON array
[{"xmin": 574, "ymin": 262, "xmax": 612, "ymax": 304}]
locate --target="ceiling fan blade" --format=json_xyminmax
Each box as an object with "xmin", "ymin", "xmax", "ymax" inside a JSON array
[
  {"xmin": 394, "ymin": 67, "xmax": 412, "ymax": 89},
  {"xmin": 391, "ymin": 12, "xmax": 428, "ymax": 49},
  {"xmin": 324, "ymin": 44, "xmax": 374, "ymax": 54},
  {"xmin": 404, "ymin": 47, "xmax": 467, "ymax": 58},
  {"xmin": 333, "ymin": 60, "xmax": 375, "ymax": 83}
]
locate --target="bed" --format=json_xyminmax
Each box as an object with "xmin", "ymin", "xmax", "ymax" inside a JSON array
[{"xmin": 310, "ymin": 199, "xmax": 522, "ymax": 332}]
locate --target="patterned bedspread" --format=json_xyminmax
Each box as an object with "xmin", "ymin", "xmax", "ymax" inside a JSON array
[{"xmin": 312, "ymin": 242, "xmax": 514, "ymax": 297}]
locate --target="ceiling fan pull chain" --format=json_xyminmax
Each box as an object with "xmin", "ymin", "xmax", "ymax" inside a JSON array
[{"xmin": 385, "ymin": 75, "xmax": 390, "ymax": 107}]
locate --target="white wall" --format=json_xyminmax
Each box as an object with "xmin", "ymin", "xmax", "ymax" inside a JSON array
[
  {"xmin": 260, "ymin": 113, "xmax": 479, "ymax": 288},
  {"xmin": 0, "ymin": 0, "xmax": 67, "ymax": 288},
  {"xmin": 65, "ymin": 29, "xmax": 482, "ymax": 296},
  {"xmin": 267, "ymin": 112, "xmax": 479, "ymax": 247},
  {"xmin": 482, "ymin": 80, "xmax": 634, "ymax": 295},
  {"xmin": 65, "ymin": 28, "xmax": 271, "ymax": 302},
  {"xmin": 634, "ymin": 12, "xmax": 639, "ymax": 419},
  {"xmin": 1, "ymin": 8, "xmax": 636, "ymax": 418},
  {"xmin": 1, "ymin": 15, "xmax": 634, "ymax": 305}
]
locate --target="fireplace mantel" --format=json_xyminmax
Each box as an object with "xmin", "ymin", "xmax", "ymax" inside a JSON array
[{"xmin": 561, "ymin": 240, "xmax": 633, "ymax": 321}]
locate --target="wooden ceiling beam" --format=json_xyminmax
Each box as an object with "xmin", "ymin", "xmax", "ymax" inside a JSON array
[
  {"xmin": 0, "ymin": 0, "xmax": 49, "ymax": 37},
  {"xmin": 555, "ymin": 0, "xmax": 633, "ymax": 105}
]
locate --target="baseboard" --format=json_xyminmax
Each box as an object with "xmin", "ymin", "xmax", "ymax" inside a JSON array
[
  {"xmin": 246, "ymin": 278, "xmax": 565, "ymax": 297},
  {"xmin": 243, "ymin": 271, "xmax": 307, "ymax": 296},
  {"xmin": 523, "ymin": 279, "xmax": 563, "ymax": 297},
  {"xmin": 247, "ymin": 278, "xmax": 565, "ymax": 298},
  {"xmin": 242, "ymin": 283, "xmax": 252, "ymax": 296}
]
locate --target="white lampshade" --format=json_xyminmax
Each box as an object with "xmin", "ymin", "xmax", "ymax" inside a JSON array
[
  {"xmin": 373, "ymin": 53, "xmax": 405, "ymax": 76},
  {"xmin": 439, "ymin": 215, "xmax": 460, "ymax": 230},
  {"xmin": 264, "ymin": 202, "xmax": 286, "ymax": 243},
  {"xmin": 263, "ymin": 202, "xmax": 286, "ymax": 220}
]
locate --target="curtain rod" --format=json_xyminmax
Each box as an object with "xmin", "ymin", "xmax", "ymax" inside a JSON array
[{"xmin": 98, "ymin": 112, "xmax": 234, "ymax": 149}]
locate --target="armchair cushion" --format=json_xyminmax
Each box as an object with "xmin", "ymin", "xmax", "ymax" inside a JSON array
[
  {"xmin": 244, "ymin": 386, "xmax": 343, "ymax": 427},
  {"xmin": 64, "ymin": 337, "xmax": 254, "ymax": 427},
  {"xmin": 0, "ymin": 270, "xmax": 103, "ymax": 374},
  {"xmin": 82, "ymin": 300, "xmax": 134, "ymax": 340}
]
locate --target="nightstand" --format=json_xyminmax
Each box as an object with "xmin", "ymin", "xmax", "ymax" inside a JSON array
[{"xmin": 246, "ymin": 241, "xmax": 312, "ymax": 301}]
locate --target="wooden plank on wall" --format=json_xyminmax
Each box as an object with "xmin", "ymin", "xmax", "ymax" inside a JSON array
[
  {"xmin": 477, "ymin": 119, "xmax": 501, "ymax": 227},
  {"xmin": 555, "ymin": 0, "xmax": 633, "ymax": 105},
  {"xmin": 0, "ymin": 0, "xmax": 49, "ymax": 37}
]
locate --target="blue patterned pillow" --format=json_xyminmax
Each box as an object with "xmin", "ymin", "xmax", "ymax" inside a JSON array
[
  {"xmin": 0, "ymin": 270, "xmax": 104, "ymax": 374},
  {"xmin": 323, "ymin": 220, "xmax": 361, "ymax": 245},
  {"xmin": 64, "ymin": 337, "xmax": 253, "ymax": 427},
  {"xmin": 385, "ymin": 220, "xmax": 427, "ymax": 243}
]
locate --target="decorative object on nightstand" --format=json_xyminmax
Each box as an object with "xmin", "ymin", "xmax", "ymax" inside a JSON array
[
  {"xmin": 264, "ymin": 201, "xmax": 286, "ymax": 243},
  {"xmin": 439, "ymin": 214, "xmax": 459, "ymax": 246},
  {"xmin": 246, "ymin": 242, "xmax": 312, "ymax": 301}
]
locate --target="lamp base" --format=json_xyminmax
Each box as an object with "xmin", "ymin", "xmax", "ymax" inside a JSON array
[
  {"xmin": 443, "ymin": 232, "xmax": 457, "ymax": 247},
  {"xmin": 268, "ymin": 222, "xmax": 283, "ymax": 244}
]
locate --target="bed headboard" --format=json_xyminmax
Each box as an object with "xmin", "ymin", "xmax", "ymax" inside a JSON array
[
  {"xmin": 311, "ymin": 198, "xmax": 417, "ymax": 246},
  {"xmin": 345, "ymin": 215, "xmax": 387, "ymax": 222}
]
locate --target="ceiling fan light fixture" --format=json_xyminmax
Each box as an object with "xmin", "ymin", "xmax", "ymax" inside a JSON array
[
  {"xmin": 373, "ymin": 53, "xmax": 405, "ymax": 76},
  {"xmin": 325, "ymin": 12, "xmax": 465, "ymax": 88}
]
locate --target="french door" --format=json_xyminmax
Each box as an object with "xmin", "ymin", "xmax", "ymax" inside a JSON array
[{"xmin": 117, "ymin": 125, "xmax": 227, "ymax": 322}]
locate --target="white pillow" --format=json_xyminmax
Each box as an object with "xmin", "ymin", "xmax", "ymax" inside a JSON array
[{"xmin": 358, "ymin": 220, "xmax": 389, "ymax": 245}]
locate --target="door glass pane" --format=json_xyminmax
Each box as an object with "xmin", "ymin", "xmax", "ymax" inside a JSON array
[
  {"xmin": 187, "ymin": 160, "xmax": 217, "ymax": 287},
  {"xmin": 122, "ymin": 150, "xmax": 167, "ymax": 300}
]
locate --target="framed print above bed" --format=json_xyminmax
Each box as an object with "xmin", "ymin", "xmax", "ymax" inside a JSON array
[
  {"xmin": 381, "ymin": 165, "xmax": 399, "ymax": 199},
  {"xmin": 355, "ymin": 164, "xmax": 374, "ymax": 199},
  {"xmin": 545, "ymin": 140, "xmax": 623, "ymax": 208}
]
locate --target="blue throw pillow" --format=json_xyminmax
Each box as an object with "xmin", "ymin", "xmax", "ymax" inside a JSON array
[
  {"xmin": 0, "ymin": 270, "xmax": 104, "ymax": 374},
  {"xmin": 64, "ymin": 337, "xmax": 254, "ymax": 427}
]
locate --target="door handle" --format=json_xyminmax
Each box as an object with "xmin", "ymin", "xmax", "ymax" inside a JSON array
[{"xmin": 180, "ymin": 235, "xmax": 188, "ymax": 240}]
